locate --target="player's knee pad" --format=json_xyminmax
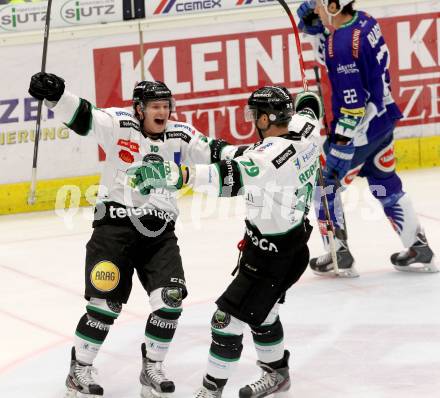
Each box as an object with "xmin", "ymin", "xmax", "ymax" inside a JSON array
[
  {"xmin": 86, "ymin": 297, "xmax": 122, "ymax": 325},
  {"xmin": 211, "ymin": 309, "xmax": 245, "ymax": 359},
  {"xmin": 211, "ymin": 309, "xmax": 246, "ymax": 336},
  {"xmin": 251, "ymin": 316, "xmax": 284, "ymax": 345},
  {"xmin": 150, "ymin": 287, "xmax": 183, "ymax": 320},
  {"xmin": 368, "ymin": 173, "xmax": 403, "ymax": 208}
]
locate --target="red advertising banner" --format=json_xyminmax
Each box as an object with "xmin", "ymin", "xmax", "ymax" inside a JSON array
[{"xmin": 93, "ymin": 11, "xmax": 440, "ymax": 145}]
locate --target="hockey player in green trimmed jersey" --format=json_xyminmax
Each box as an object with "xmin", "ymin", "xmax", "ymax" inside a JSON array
[
  {"xmin": 28, "ymin": 72, "xmax": 245, "ymax": 398},
  {"xmin": 130, "ymin": 86, "xmax": 323, "ymax": 397}
]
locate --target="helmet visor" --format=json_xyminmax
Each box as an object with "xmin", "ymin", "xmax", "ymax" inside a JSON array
[{"xmin": 244, "ymin": 105, "xmax": 259, "ymax": 122}]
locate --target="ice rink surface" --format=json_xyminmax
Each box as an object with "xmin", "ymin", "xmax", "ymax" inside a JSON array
[{"xmin": 0, "ymin": 168, "xmax": 439, "ymax": 398}]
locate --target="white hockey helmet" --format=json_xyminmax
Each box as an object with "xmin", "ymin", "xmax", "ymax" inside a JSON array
[{"xmin": 320, "ymin": 0, "xmax": 354, "ymax": 17}]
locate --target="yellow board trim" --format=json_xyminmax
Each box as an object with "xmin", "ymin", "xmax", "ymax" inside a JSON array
[
  {"xmin": 1, "ymin": 136, "xmax": 439, "ymax": 215},
  {"xmin": 0, "ymin": 175, "xmax": 100, "ymax": 215}
]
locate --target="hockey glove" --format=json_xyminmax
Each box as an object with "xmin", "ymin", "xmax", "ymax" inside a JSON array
[
  {"xmin": 297, "ymin": 1, "xmax": 324, "ymax": 36},
  {"xmin": 294, "ymin": 91, "xmax": 323, "ymax": 120},
  {"xmin": 128, "ymin": 161, "xmax": 185, "ymax": 194},
  {"xmin": 28, "ymin": 72, "xmax": 65, "ymax": 102},
  {"xmin": 324, "ymin": 142, "xmax": 355, "ymax": 182}
]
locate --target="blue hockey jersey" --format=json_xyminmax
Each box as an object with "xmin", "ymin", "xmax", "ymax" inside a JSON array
[{"xmin": 322, "ymin": 11, "xmax": 402, "ymax": 145}]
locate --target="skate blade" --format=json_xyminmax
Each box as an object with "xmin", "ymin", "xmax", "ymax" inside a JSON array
[
  {"xmin": 394, "ymin": 256, "xmax": 439, "ymax": 274},
  {"xmin": 141, "ymin": 385, "xmax": 173, "ymax": 398},
  {"xmin": 65, "ymin": 388, "xmax": 103, "ymax": 398},
  {"xmin": 312, "ymin": 265, "xmax": 359, "ymax": 278},
  {"xmin": 336, "ymin": 267, "xmax": 360, "ymax": 278}
]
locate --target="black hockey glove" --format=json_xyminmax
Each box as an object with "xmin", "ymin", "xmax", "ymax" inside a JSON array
[{"xmin": 28, "ymin": 72, "xmax": 65, "ymax": 102}]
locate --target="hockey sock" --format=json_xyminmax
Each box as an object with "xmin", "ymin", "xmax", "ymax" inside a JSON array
[
  {"xmin": 251, "ymin": 316, "xmax": 285, "ymax": 364},
  {"xmin": 207, "ymin": 331, "xmax": 243, "ymax": 380},
  {"xmin": 74, "ymin": 313, "xmax": 111, "ymax": 364},
  {"xmin": 74, "ymin": 298, "xmax": 121, "ymax": 364},
  {"xmin": 144, "ymin": 308, "xmax": 181, "ymax": 361}
]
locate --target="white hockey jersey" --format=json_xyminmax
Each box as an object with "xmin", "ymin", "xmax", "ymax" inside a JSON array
[
  {"xmin": 189, "ymin": 113, "xmax": 321, "ymax": 238},
  {"xmin": 49, "ymin": 91, "xmax": 241, "ymax": 222}
]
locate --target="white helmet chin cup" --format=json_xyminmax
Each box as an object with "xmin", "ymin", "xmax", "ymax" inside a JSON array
[{"xmin": 321, "ymin": 0, "xmax": 353, "ymax": 17}]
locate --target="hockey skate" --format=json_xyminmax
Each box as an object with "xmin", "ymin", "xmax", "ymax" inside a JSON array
[
  {"xmin": 239, "ymin": 350, "xmax": 291, "ymax": 398},
  {"xmin": 391, "ymin": 233, "xmax": 438, "ymax": 273},
  {"xmin": 193, "ymin": 376, "xmax": 224, "ymax": 398},
  {"xmin": 64, "ymin": 347, "xmax": 103, "ymax": 398},
  {"xmin": 310, "ymin": 243, "xmax": 358, "ymax": 278},
  {"xmin": 140, "ymin": 343, "xmax": 175, "ymax": 398}
]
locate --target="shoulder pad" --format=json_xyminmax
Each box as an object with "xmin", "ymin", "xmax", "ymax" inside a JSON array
[
  {"xmin": 166, "ymin": 121, "xmax": 195, "ymax": 135},
  {"xmin": 165, "ymin": 121, "xmax": 197, "ymax": 143},
  {"xmin": 107, "ymin": 108, "xmax": 136, "ymax": 120}
]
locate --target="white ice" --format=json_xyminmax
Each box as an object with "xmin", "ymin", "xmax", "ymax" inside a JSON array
[{"xmin": 0, "ymin": 168, "xmax": 439, "ymax": 398}]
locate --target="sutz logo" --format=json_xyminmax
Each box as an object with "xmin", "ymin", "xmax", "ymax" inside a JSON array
[
  {"xmin": 0, "ymin": 5, "xmax": 46, "ymax": 31},
  {"xmin": 60, "ymin": 0, "xmax": 115, "ymax": 24},
  {"xmin": 154, "ymin": 0, "xmax": 221, "ymax": 14}
]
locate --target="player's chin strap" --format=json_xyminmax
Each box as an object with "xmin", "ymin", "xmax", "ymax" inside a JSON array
[{"xmin": 256, "ymin": 111, "xmax": 274, "ymax": 140}]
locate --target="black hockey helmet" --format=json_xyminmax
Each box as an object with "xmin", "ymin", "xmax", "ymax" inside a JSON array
[
  {"xmin": 245, "ymin": 86, "xmax": 294, "ymax": 125},
  {"xmin": 132, "ymin": 80, "xmax": 175, "ymax": 111}
]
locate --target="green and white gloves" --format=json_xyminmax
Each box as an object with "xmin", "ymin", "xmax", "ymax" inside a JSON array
[{"xmin": 128, "ymin": 161, "xmax": 186, "ymax": 195}]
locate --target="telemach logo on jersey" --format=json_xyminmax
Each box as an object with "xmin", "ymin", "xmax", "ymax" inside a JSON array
[{"xmin": 90, "ymin": 261, "xmax": 120, "ymax": 292}]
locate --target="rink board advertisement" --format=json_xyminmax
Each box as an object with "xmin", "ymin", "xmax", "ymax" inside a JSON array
[
  {"xmin": 144, "ymin": 0, "xmax": 298, "ymax": 17},
  {"xmin": 0, "ymin": 0, "xmax": 122, "ymax": 33},
  {"xmin": 0, "ymin": 0, "xmax": 298, "ymax": 33},
  {"xmin": 0, "ymin": 1, "xmax": 439, "ymax": 187}
]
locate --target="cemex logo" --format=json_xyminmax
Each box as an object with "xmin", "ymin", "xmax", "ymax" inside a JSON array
[{"xmin": 154, "ymin": 0, "xmax": 221, "ymax": 14}]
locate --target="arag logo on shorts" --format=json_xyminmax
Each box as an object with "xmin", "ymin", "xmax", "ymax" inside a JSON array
[
  {"xmin": 154, "ymin": 0, "xmax": 222, "ymax": 14},
  {"xmin": 90, "ymin": 261, "xmax": 120, "ymax": 292},
  {"xmin": 60, "ymin": 0, "xmax": 116, "ymax": 25}
]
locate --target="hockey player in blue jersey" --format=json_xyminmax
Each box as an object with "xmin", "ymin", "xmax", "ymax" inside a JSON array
[{"xmin": 297, "ymin": 0, "xmax": 438, "ymax": 276}]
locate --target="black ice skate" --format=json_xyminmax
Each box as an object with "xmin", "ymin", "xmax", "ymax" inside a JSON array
[
  {"xmin": 64, "ymin": 347, "xmax": 103, "ymax": 398},
  {"xmin": 391, "ymin": 233, "xmax": 438, "ymax": 273},
  {"xmin": 140, "ymin": 343, "xmax": 175, "ymax": 398},
  {"xmin": 239, "ymin": 350, "xmax": 291, "ymax": 398},
  {"xmin": 193, "ymin": 376, "xmax": 224, "ymax": 398},
  {"xmin": 310, "ymin": 242, "xmax": 358, "ymax": 278}
]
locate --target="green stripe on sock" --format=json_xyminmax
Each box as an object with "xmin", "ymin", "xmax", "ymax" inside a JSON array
[
  {"xmin": 75, "ymin": 331, "xmax": 103, "ymax": 345},
  {"xmin": 86, "ymin": 305, "xmax": 118, "ymax": 318},
  {"xmin": 145, "ymin": 332, "xmax": 172, "ymax": 343},
  {"xmin": 160, "ymin": 307, "xmax": 182, "ymax": 313},
  {"xmin": 211, "ymin": 328, "xmax": 236, "ymax": 337}
]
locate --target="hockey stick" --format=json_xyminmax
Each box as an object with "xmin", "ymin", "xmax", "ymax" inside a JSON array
[
  {"xmin": 313, "ymin": 65, "xmax": 348, "ymax": 236},
  {"xmin": 275, "ymin": 0, "xmax": 339, "ymax": 274},
  {"xmin": 28, "ymin": 0, "xmax": 54, "ymax": 205}
]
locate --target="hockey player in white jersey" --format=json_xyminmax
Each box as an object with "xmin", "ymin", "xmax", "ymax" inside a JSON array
[
  {"xmin": 129, "ymin": 86, "xmax": 323, "ymax": 397},
  {"xmin": 28, "ymin": 72, "xmax": 244, "ymax": 398}
]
